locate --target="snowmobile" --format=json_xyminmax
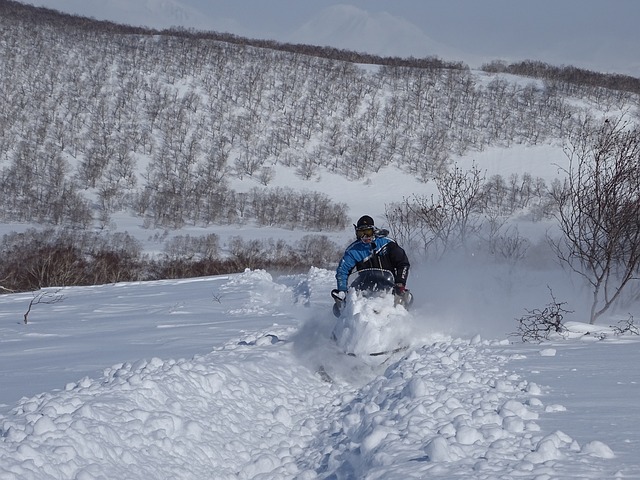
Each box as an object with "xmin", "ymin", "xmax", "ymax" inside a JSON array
[
  {"xmin": 330, "ymin": 268, "xmax": 413, "ymax": 357},
  {"xmin": 331, "ymin": 268, "xmax": 413, "ymax": 318}
]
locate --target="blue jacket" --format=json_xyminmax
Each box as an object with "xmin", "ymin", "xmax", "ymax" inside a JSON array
[{"xmin": 336, "ymin": 235, "xmax": 410, "ymax": 291}]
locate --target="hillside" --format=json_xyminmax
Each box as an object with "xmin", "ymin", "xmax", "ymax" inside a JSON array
[{"xmin": 1, "ymin": 0, "xmax": 634, "ymax": 234}]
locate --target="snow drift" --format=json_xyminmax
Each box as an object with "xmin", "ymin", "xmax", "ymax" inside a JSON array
[{"xmin": 0, "ymin": 268, "xmax": 636, "ymax": 479}]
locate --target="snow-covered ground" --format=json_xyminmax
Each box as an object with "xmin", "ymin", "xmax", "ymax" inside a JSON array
[{"xmin": 1, "ymin": 268, "xmax": 638, "ymax": 479}]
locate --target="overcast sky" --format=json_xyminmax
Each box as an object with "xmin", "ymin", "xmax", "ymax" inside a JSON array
[{"xmin": 27, "ymin": 0, "xmax": 640, "ymax": 77}]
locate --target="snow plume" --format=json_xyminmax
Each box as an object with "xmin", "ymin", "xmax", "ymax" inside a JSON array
[
  {"xmin": 332, "ymin": 291, "xmax": 412, "ymax": 357},
  {"xmin": 0, "ymin": 268, "xmax": 636, "ymax": 478}
]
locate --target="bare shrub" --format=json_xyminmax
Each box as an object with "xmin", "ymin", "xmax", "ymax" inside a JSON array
[
  {"xmin": 294, "ymin": 235, "xmax": 342, "ymax": 268},
  {"xmin": 163, "ymin": 234, "xmax": 220, "ymax": 261},
  {"xmin": 493, "ymin": 227, "xmax": 530, "ymax": 264},
  {"xmin": 513, "ymin": 288, "xmax": 573, "ymax": 342},
  {"xmin": 611, "ymin": 316, "xmax": 639, "ymax": 336}
]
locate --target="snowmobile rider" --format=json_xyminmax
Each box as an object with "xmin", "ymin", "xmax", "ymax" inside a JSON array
[{"xmin": 333, "ymin": 215, "xmax": 410, "ymax": 300}]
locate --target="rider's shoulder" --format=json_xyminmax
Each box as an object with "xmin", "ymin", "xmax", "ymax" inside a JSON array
[
  {"xmin": 376, "ymin": 236, "xmax": 395, "ymax": 246},
  {"xmin": 346, "ymin": 240, "xmax": 368, "ymax": 252}
]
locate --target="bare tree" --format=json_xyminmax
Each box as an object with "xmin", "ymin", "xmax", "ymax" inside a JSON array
[
  {"xmin": 23, "ymin": 289, "xmax": 64, "ymax": 324},
  {"xmin": 386, "ymin": 163, "xmax": 486, "ymax": 258},
  {"xmin": 431, "ymin": 162, "xmax": 486, "ymax": 253},
  {"xmin": 551, "ymin": 117, "xmax": 640, "ymax": 324}
]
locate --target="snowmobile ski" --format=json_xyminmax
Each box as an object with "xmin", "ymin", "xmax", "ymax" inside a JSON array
[{"xmin": 346, "ymin": 345, "xmax": 409, "ymax": 357}]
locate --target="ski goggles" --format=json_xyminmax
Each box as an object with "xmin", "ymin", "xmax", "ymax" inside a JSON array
[{"xmin": 356, "ymin": 227, "xmax": 375, "ymax": 239}]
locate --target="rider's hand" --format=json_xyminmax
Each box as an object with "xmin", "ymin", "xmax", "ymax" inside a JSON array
[{"xmin": 394, "ymin": 283, "xmax": 406, "ymax": 295}]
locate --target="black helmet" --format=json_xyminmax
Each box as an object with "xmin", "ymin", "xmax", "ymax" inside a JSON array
[
  {"xmin": 356, "ymin": 215, "xmax": 374, "ymax": 229},
  {"xmin": 354, "ymin": 215, "xmax": 375, "ymax": 241}
]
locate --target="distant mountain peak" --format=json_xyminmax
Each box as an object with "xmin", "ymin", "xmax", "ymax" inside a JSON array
[{"xmin": 288, "ymin": 4, "xmax": 457, "ymax": 60}]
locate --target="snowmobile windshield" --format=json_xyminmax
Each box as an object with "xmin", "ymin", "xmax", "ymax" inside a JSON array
[{"xmin": 348, "ymin": 268, "xmax": 395, "ymax": 293}]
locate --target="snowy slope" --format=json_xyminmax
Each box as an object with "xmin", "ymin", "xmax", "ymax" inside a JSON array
[{"xmin": 1, "ymin": 268, "xmax": 638, "ymax": 479}]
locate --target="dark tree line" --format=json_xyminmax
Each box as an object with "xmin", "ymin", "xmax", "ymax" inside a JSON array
[
  {"xmin": 483, "ymin": 60, "xmax": 640, "ymax": 98},
  {"xmin": 0, "ymin": 228, "xmax": 343, "ymax": 292}
]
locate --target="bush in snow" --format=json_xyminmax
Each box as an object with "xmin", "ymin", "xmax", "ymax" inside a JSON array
[
  {"xmin": 611, "ymin": 316, "xmax": 639, "ymax": 336},
  {"xmin": 513, "ymin": 288, "xmax": 572, "ymax": 342}
]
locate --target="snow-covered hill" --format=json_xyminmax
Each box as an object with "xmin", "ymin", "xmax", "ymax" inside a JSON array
[{"xmin": 1, "ymin": 268, "xmax": 638, "ymax": 478}]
